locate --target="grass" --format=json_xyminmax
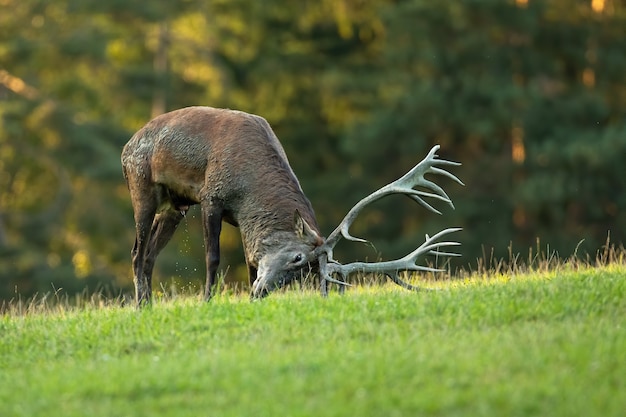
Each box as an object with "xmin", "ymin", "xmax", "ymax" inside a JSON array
[{"xmin": 1, "ymin": 263, "xmax": 625, "ymax": 417}]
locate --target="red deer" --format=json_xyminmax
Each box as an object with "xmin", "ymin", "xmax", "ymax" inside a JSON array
[{"xmin": 121, "ymin": 106, "xmax": 462, "ymax": 305}]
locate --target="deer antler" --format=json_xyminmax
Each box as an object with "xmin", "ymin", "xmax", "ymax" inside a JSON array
[{"xmin": 317, "ymin": 145, "xmax": 463, "ymax": 294}]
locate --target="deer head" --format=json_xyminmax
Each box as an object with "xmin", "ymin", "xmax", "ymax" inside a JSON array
[
  {"xmin": 250, "ymin": 210, "xmax": 323, "ymax": 298},
  {"xmin": 250, "ymin": 145, "xmax": 463, "ymax": 299}
]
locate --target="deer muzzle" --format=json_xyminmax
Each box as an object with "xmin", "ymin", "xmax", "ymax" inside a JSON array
[{"xmin": 250, "ymin": 279, "xmax": 270, "ymax": 300}]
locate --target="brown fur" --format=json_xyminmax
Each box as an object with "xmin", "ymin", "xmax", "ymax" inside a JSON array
[{"xmin": 122, "ymin": 106, "xmax": 323, "ymax": 304}]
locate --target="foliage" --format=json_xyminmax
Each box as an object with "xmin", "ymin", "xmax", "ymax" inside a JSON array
[
  {"xmin": 0, "ymin": 0, "xmax": 625, "ymax": 299},
  {"xmin": 1, "ymin": 265, "xmax": 625, "ymax": 416}
]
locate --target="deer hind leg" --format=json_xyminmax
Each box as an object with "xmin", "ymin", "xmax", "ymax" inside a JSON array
[
  {"xmin": 201, "ymin": 201, "xmax": 223, "ymax": 301},
  {"xmin": 131, "ymin": 198, "xmax": 158, "ymax": 307},
  {"xmin": 143, "ymin": 208, "xmax": 185, "ymax": 290}
]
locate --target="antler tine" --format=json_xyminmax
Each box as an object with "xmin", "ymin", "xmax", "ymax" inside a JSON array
[
  {"xmin": 431, "ymin": 167, "xmax": 464, "ymax": 186},
  {"xmin": 317, "ymin": 145, "xmax": 463, "ymax": 295},
  {"xmin": 324, "ymin": 145, "xmax": 462, "ymax": 250},
  {"xmin": 425, "ymin": 233, "xmax": 462, "ymax": 257},
  {"xmin": 322, "ymin": 227, "xmax": 462, "ymax": 291},
  {"xmin": 387, "ymin": 272, "xmax": 441, "ymax": 292},
  {"xmin": 395, "ymin": 150, "xmax": 464, "ymax": 204},
  {"xmin": 396, "ymin": 145, "xmax": 463, "ymax": 186},
  {"xmin": 400, "ymin": 227, "xmax": 463, "ymax": 263},
  {"xmin": 429, "ymin": 250, "xmax": 462, "ymax": 257},
  {"xmin": 404, "ymin": 192, "xmax": 446, "ymax": 215}
]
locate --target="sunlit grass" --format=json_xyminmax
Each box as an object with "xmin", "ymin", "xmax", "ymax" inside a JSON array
[
  {"xmin": 1, "ymin": 246, "xmax": 625, "ymax": 416},
  {"xmin": 2, "ymin": 238, "xmax": 624, "ymax": 315},
  {"xmin": 0, "ymin": 242, "xmax": 626, "ymax": 416}
]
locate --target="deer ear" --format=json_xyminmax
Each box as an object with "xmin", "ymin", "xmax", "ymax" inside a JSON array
[{"xmin": 294, "ymin": 209, "xmax": 323, "ymax": 245}]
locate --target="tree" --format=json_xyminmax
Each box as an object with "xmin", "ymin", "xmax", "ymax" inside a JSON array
[{"xmin": 1, "ymin": 0, "xmax": 624, "ymax": 301}]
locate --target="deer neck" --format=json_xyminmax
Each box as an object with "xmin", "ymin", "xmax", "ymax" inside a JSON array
[{"xmin": 238, "ymin": 200, "xmax": 319, "ymax": 266}]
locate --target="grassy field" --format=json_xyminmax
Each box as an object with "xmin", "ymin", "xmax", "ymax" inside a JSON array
[{"xmin": 1, "ymin": 264, "xmax": 625, "ymax": 417}]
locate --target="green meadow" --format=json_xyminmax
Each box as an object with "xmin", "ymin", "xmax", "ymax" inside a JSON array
[{"xmin": 1, "ymin": 264, "xmax": 625, "ymax": 417}]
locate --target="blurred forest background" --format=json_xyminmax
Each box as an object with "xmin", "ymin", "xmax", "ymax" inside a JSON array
[{"xmin": 1, "ymin": 0, "xmax": 625, "ymax": 301}]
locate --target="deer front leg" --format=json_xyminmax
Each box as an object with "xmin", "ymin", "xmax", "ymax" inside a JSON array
[
  {"xmin": 246, "ymin": 262, "xmax": 258, "ymax": 300},
  {"xmin": 201, "ymin": 202, "xmax": 223, "ymax": 301},
  {"xmin": 247, "ymin": 263, "xmax": 258, "ymax": 287}
]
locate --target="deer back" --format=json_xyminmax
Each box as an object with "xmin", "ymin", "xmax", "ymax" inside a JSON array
[{"xmin": 122, "ymin": 106, "xmax": 322, "ymax": 265}]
